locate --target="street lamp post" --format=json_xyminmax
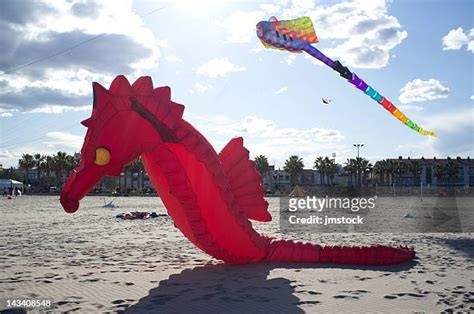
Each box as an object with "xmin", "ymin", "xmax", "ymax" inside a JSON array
[
  {"xmin": 353, "ymin": 144, "xmax": 364, "ymax": 187},
  {"xmin": 353, "ymin": 143, "xmax": 364, "ymax": 158}
]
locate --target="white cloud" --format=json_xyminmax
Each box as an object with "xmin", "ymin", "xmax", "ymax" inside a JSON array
[
  {"xmin": 0, "ymin": 108, "xmax": 17, "ymax": 118},
  {"xmin": 398, "ymin": 79, "xmax": 449, "ymax": 104},
  {"xmin": 284, "ymin": 55, "xmax": 297, "ymax": 65},
  {"xmin": 397, "ymin": 105, "xmax": 424, "ymax": 112},
  {"xmin": 219, "ymin": 0, "xmax": 407, "ymax": 69},
  {"xmin": 1, "ymin": 69, "xmax": 112, "ymax": 97},
  {"xmin": 196, "ymin": 58, "xmax": 246, "ymax": 78},
  {"xmin": 193, "ymin": 82, "xmax": 212, "ymax": 93},
  {"xmin": 213, "ymin": 116, "xmax": 344, "ymax": 143},
  {"xmin": 471, "ymin": 95, "xmax": 474, "ymax": 100},
  {"xmin": 275, "ymin": 86, "xmax": 288, "ymax": 94},
  {"xmin": 44, "ymin": 131, "xmax": 83, "ymax": 149},
  {"xmin": 259, "ymin": 3, "xmax": 280, "ymax": 14},
  {"xmin": 198, "ymin": 115, "xmax": 345, "ymax": 167},
  {"xmin": 397, "ymin": 107, "xmax": 474, "ymax": 159},
  {"xmin": 315, "ymin": 1, "xmax": 408, "ymax": 69},
  {"xmin": 27, "ymin": 105, "xmax": 90, "ymax": 114},
  {"xmin": 165, "ymin": 55, "xmax": 183, "ymax": 63},
  {"xmin": 468, "ymin": 28, "xmax": 474, "ymax": 52},
  {"xmin": 280, "ymin": 0, "xmax": 315, "ymax": 19},
  {"xmin": 0, "ymin": 0, "xmax": 163, "ymax": 112},
  {"xmin": 442, "ymin": 27, "xmax": 474, "ymax": 52},
  {"xmin": 423, "ymin": 107, "xmax": 474, "ymax": 134},
  {"xmin": 219, "ymin": 11, "xmax": 266, "ymax": 43},
  {"xmin": 0, "ymin": 150, "xmax": 24, "ymax": 167}
]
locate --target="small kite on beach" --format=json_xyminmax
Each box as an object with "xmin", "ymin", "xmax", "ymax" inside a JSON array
[{"xmin": 256, "ymin": 16, "xmax": 436, "ymax": 136}]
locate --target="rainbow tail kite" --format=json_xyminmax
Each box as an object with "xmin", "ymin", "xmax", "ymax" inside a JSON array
[{"xmin": 256, "ymin": 16, "xmax": 436, "ymax": 136}]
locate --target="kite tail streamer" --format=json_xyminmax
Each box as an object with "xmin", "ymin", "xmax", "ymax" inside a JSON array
[
  {"xmin": 303, "ymin": 45, "xmax": 436, "ymax": 136},
  {"xmin": 264, "ymin": 238, "xmax": 415, "ymax": 265}
]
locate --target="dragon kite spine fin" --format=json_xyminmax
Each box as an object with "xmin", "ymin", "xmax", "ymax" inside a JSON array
[{"xmin": 219, "ymin": 137, "xmax": 271, "ymax": 222}]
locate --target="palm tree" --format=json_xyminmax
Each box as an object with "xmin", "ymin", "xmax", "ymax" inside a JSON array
[
  {"xmin": 348, "ymin": 157, "xmax": 370, "ymax": 187},
  {"xmin": 19, "ymin": 153, "xmax": 35, "ymax": 186},
  {"xmin": 38, "ymin": 155, "xmax": 55, "ymax": 190},
  {"xmin": 385, "ymin": 159, "xmax": 396, "ymax": 185},
  {"xmin": 444, "ymin": 161, "xmax": 458, "ymax": 185},
  {"xmin": 65, "ymin": 154, "xmax": 75, "ymax": 175},
  {"xmin": 313, "ymin": 156, "xmax": 325, "ymax": 185},
  {"xmin": 136, "ymin": 158, "xmax": 145, "ymax": 191},
  {"xmin": 314, "ymin": 157, "xmax": 337, "ymax": 185},
  {"xmin": 324, "ymin": 157, "xmax": 337, "ymax": 185},
  {"xmin": 373, "ymin": 160, "xmax": 387, "ymax": 185},
  {"xmin": 43, "ymin": 155, "xmax": 54, "ymax": 181},
  {"xmin": 357, "ymin": 158, "xmax": 372, "ymax": 186},
  {"xmin": 127, "ymin": 158, "xmax": 143, "ymax": 192},
  {"xmin": 53, "ymin": 152, "xmax": 68, "ymax": 186},
  {"xmin": 434, "ymin": 163, "xmax": 445, "ymax": 185},
  {"xmin": 33, "ymin": 153, "xmax": 44, "ymax": 185},
  {"xmin": 344, "ymin": 159, "xmax": 357, "ymax": 187},
  {"xmin": 72, "ymin": 153, "xmax": 81, "ymax": 169},
  {"xmin": 284, "ymin": 155, "xmax": 304, "ymax": 187},
  {"xmin": 393, "ymin": 160, "xmax": 406, "ymax": 186},
  {"xmin": 254, "ymin": 155, "xmax": 269, "ymax": 176},
  {"xmin": 408, "ymin": 160, "xmax": 421, "ymax": 185}
]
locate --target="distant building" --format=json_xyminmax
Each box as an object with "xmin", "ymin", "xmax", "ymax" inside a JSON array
[
  {"xmin": 261, "ymin": 166, "xmax": 327, "ymax": 193},
  {"xmin": 383, "ymin": 157, "xmax": 473, "ymax": 186},
  {"xmin": 13, "ymin": 168, "xmax": 38, "ymax": 183}
]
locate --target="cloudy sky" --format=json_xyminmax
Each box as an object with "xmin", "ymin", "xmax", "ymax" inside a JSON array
[{"xmin": 0, "ymin": 0, "xmax": 473, "ymax": 168}]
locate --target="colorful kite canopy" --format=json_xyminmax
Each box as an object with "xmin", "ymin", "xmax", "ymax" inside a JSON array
[{"xmin": 256, "ymin": 16, "xmax": 436, "ymax": 136}]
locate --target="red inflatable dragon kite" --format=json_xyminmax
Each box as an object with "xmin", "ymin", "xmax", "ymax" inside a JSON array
[{"xmin": 60, "ymin": 75, "xmax": 414, "ymax": 265}]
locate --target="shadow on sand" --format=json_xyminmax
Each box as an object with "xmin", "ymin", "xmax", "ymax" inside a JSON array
[
  {"xmin": 124, "ymin": 261, "xmax": 416, "ymax": 313},
  {"xmin": 437, "ymin": 237, "xmax": 474, "ymax": 259}
]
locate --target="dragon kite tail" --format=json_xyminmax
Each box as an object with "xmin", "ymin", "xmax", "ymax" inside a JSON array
[
  {"xmin": 303, "ymin": 45, "xmax": 436, "ymax": 137},
  {"xmin": 256, "ymin": 16, "xmax": 436, "ymax": 136},
  {"xmin": 264, "ymin": 238, "xmax": 415, "ymax": 265}
]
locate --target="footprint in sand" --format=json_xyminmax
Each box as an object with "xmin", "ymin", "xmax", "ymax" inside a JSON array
[
  {"xmin": 384, "ymin": 295, "xmax": 397, "ymax": 299},
  {"xmin": 384, "ymin": 293, "xmax": 426, "ymax": 299},
  {"xmin": 297, "ymin": 300, "xmax": 321, "ymax": 305},
  {"xmin": 333, "ymin": 295, "xmax": 359, "ymax": 300}
]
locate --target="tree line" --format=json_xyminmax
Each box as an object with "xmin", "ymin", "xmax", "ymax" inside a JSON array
[
  {"xmin": 0, "ymin": 152, "xmax": 147, "ymax": 192},
  {"xmin": 254, "ymin": 154, "xmax": 363, "ymax": 186},
  {"xmin": 253, "ymin": 155, "xmax": 461, "ymax": 187},
  {"xmin": 0, "ymin": 152, "xmax": 81, "ymax": 188},
  {"xmin": 1, "ymin": 152, "xmax": 462, "ymax": 190}
]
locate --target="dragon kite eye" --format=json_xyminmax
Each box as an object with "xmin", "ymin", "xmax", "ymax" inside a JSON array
[{"xmin": 94, "ymin": 147, "xmax": 111, "ymax": 166}]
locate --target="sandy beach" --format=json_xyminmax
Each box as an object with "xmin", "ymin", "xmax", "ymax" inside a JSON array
[{"xmin": 0, "ymin": 196, "xmax": 472, "ymax": 313}]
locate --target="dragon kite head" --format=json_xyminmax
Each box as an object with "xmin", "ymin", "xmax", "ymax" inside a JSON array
[
  {"xmin": 60, "ymin": 75, "xmax": 184, "ymax": 213},
  {"xmin": 256, "ymin": 16, "xmax": 318, "ymax": 52}
]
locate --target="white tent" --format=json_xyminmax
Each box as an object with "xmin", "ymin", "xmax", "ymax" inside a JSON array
[{"xmin": 0, "ymin": 179, "xmax": 23, "ymax": 190}]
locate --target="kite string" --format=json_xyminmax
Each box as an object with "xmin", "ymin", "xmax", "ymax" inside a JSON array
[
  {"xmin": 0, "ymin": 35, "xmax": 104, "ymax": 75},
  {"xmin": 0, "ymin": 4, "xmax": 169, "ymax": 76}
]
